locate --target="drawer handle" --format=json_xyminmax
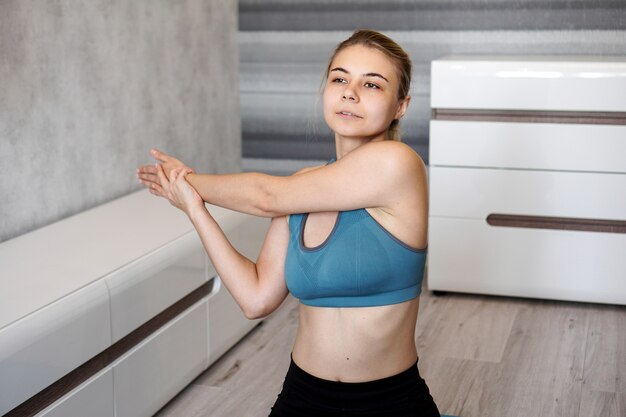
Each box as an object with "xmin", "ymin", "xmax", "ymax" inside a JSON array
[
  {"xmin": 432, "ymin": 108, "xmax": 626, "ymax": 125},
  {"xmin": 486, "ymin": 214, "xmax": 626, "ymax": 234}
]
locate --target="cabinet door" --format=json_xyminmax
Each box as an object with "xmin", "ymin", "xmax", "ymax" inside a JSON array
[
  {"xmin": 429, "ymin": 166, "xmax": 626, "ymax": 221},
  {"xmin": 35, "ymin": 369, "xmax": 113, "ymax": 417},
  {"xmin": 0, "ymin": 281, "xmax": 111, "ymax": 415},
  {"xmin": 113, "ymin": 299, "xmax": 208, "ymax": 417},
  {"xmin": 106, "ymin": 232, "xmax": 207, "ymax": 343}
]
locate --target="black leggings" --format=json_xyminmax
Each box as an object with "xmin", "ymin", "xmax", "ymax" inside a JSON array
[{"xmin": 269, "ymin": 358, "xmax": 441, "ymax": 417}]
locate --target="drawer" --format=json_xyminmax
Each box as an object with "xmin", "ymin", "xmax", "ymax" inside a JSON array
[
  {"xmin": 105, "ymin": 232, "xmax": 207, "ymax": 343},
  {"xmin": 0, "ymin": 281, "xmax": 111, "ymax": 415},
  {"xmin": 427, "ymin": 217, "xmax": 626, "ymax": 305},
  {"xmin": 207, "ymin": 277, "xmax": 258, "ymax": 366},
  {"xmin": 429, "ymin": 120, "xmax": 626, "ymax": 173},
  {"xmin": 430, "ymin": 57, "xmax": 626, "ymax": 112},
  {"xmin": 113, "ymin": 298, "xmax": 209, "ymax": 417},
  {"xmin": 35, "ymin": 368, "xmax": 113, "ymax": 417},
  {"xmin": 429, "ymin": 166, "xmax": 626, "ymax": 221}
]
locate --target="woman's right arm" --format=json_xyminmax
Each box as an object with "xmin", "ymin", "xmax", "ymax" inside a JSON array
[
  {"xmin": 164, "ymin": 168, "xmax": 290, "ymax": 320},
  {"xmin": 188, "ymin": 206, "xmax": 290, "ymax": 319}
]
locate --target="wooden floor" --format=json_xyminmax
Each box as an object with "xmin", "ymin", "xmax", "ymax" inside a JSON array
[{"xmin": 155, "ymin": 276, "xmax": 626, "ymax": 417}]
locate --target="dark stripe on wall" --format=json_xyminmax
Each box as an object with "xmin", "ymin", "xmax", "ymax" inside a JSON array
[
  {"xmin": 487, "ymin": 214, "xmax": 626, "ymax": 234},
  {"xmin": 240, "ymin": 0, "xmax": 626, "ymax": 31},
  {"xmin": 5, "ymin": 280, "xmax": 214, "ymax": 417}
]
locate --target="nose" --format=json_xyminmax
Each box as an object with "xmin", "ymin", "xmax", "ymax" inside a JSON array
[{"xmin": 342, "ymin": 86, "xmax": 358, "ymax": 102}]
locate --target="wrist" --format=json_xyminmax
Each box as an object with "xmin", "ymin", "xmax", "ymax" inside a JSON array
[{"xmin": 186, "ymin": 203, "xmax": 208, "ymax": 221}]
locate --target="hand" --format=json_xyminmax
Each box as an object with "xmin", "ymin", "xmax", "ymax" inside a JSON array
[
  {"xmin": 157, "ymin": 166, "xmax": 204, "ymax": 215},
  {"xmin": 137, "ymin": 149, "xmax": 193, "ymax": 196}
]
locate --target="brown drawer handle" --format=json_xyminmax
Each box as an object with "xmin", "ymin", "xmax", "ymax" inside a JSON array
[
  {"xmin": 486, "ymin": 214, "xmax": 626, "ymax": 234},
  {"xmin": 432, "ymin": 108, "xmax": 626, "ymax": 125}
]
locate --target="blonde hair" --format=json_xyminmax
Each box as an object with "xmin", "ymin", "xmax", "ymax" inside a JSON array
[{"xmin": 324, "ymin": 29, "xmax": 412, "ymax": 141}]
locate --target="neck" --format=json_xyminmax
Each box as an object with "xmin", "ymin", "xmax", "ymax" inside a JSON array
[{"xmin": 334, "ymin": 132, "xmax": 388, "ymax": 160}]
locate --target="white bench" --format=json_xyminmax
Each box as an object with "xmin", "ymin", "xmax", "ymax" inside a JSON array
[{"xmin": 0, "ymin": 190, "xmax": 268, "ymax": 416}]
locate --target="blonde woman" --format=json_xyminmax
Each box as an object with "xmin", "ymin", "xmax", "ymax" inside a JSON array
[{"xmin": 137, "ymin": 29, "xmax": 440, "ymax": 417}]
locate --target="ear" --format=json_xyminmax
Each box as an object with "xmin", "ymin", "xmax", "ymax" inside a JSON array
[{"xmin": 394, "ymin": 95, "xmax": 411, "ymax": 120}]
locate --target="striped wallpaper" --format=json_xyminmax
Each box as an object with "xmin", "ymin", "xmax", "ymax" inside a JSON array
[{"xmin": 239, "ymin": 0, "xmax": 626, "ymax": 172}]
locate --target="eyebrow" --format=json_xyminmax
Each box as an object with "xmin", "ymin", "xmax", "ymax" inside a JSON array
[{"xmin": 330, "ymin": 67, "xmax": 389, "ymax": 83}]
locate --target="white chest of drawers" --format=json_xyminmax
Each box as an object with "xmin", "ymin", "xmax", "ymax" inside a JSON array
[{"xmin": 427, "ymin": 56, "xmax": 626, "ymax": 305}]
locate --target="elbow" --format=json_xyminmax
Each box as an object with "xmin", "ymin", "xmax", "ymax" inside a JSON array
[
  {"xmin": 243, "ymin": 309, "xmax": 265, "ymax": 320},
  {"xmin": 242, "ymin": 291, "xmax": 280, "ymax": 319},
  {"xmin": 242, "ymin": 302, "xmax": 269, "ymax": 320}
]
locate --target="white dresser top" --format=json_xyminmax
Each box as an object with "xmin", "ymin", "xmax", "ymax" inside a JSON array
[
  {"xmin": 431, "ymin": 55, "xmax": 626, "ymax": 112},
  {"xmin": 0, "ymin": 190, "xmax": 232, "ymax": 329}
]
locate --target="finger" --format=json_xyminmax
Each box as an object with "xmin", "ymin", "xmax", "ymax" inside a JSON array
[
  {"xmin": 168, "ymin": 167, "xmax": 186, "ymax": 178},
  {"xmin": 137, "ymin": 171, "xmax": 159, "ymax": 183},
  {"xmin": 171, "ymin": 167, "xmax": 185, "ymax": 183},
  {"xmin": 139, "ymin": 179, "xmax": 163, "ymax": 195},
  {"xmin": 150, "ymin": 182, "xmax": 165, "ymax": 196},
  {"xmin": 172, "ymin": 167, "xmax": 188, "ymax": 183},
  {"xmin": 137, "ymin": 164, "xmax": 158, "ymax": 174},
  {"xmin": 170, "ymin": 168, "xmax": 179, "ymax": 184},
  {"xmin": 155, "ymin": 164, "xmax": 170, "ymax": 188},
  {"xmin": 151, "ymin": 148, "xmax": 168, "ymax": 163}
]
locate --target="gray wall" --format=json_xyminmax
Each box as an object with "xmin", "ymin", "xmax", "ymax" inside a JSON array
[
  {"xmin": 239, "ymin": 0, "xmax": 626, "ymax": 168},
  {"xmin": 0, "ymin": 0, "xmax": 241, "ymax": 242}
]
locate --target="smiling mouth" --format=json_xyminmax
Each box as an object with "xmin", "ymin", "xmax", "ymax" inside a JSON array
[{"xmin": 337, "ymin": 111, "xmax": 362, "ymax": 118}]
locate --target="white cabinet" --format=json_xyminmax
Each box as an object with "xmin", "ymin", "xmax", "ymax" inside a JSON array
[
  {"xmin": 113, "ymin": 299, "xmax": 209, "ymax": 417},
  {"xmin": 1, "ymin": 191, "xmax": 269, "ymax": 416},
  {"xmin": 428, "ymin": 56, "xmax": 626, "ymax": 305}
]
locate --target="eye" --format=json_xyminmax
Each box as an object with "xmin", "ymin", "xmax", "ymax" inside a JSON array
[
  {"xmin": 332, "ymin": 77, "xmax": 347, "ymax": 84},
  {"xmin": 365, "ymin": 82, "xmax": 380, "ymax": 89}
]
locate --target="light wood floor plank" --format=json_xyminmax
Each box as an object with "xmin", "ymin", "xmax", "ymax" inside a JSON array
[
  {"xmin": 491, "ymin": 301, "xmax": 588, "ymax": 417},
  {"xmin": 154, "ymin": 385, "xmax": 223, "ymax": 417},
  {"xmin": 419, "ymin": 295, "xmax": 590, "ymax": 417},
  {"xmin": 416, "ymin": 291, "xmax": 521, "ymax": 363},
  {"xmin": 205, "ymin": 324, "xmax": 295, "ymax": 417},
  {"xmin": 583, "ymin": 304, "xmax": 626, "ymax": 394},
  {"xmin": 579, "ymin": 389, "xmax": 626, "ymax": 417},
  {"xmin": 418, "ymin": 356, "xmax": 500, "ymax": 417}
]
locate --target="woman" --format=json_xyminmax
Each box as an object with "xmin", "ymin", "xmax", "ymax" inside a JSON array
[{"xmin": 137, "ymin": 29, "xmax": 439, "ymax": 417}]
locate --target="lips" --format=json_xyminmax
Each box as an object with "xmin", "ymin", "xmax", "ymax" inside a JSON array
[{"xmin": 336, "ymin": 110, "xmax": 363, "ymax": 119}]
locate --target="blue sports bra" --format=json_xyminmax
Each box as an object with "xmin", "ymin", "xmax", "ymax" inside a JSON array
[{"xmin": 284, "ymin": 160, "xmax": 427, "ymax": 308}]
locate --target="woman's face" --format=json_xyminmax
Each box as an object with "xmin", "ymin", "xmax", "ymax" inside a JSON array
[{"xmin": 323, "ymin": 44, "xmax": 409, "ymax": 141}]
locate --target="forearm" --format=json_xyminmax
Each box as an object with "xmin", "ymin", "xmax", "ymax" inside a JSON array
[
  {"xmin": 187, "ymin": 205, "xmax": 264, "ymax": 318},
  {"xmin": 186, "ymin": 172, "xmax": 276, "ymax": 217}
]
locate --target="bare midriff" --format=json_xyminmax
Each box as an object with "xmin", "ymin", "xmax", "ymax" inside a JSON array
[{"xmin": 291, "ymin": 297, "xmax": 420, "ymax": 382}]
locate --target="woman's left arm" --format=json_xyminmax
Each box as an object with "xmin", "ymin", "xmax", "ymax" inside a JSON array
[{"xmin": 138, "ymin": 140, "xmax": 426, "ymax": 217}]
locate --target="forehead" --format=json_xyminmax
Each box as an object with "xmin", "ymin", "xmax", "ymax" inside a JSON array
[{"xmin": 330, "ymin": 44, "xmax": 398, "ymax": 82}]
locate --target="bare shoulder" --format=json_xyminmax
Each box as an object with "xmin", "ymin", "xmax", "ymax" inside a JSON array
[{"xmin": 354, "ymin": 140, "xmax": 427, "ymax": 181}]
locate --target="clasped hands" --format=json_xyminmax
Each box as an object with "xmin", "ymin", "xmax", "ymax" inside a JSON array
[{"xmin": 136, "ymin": 149, "xmax": 203, "ymax": 215}]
